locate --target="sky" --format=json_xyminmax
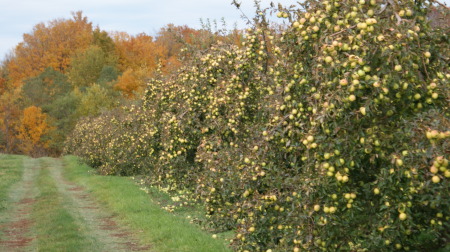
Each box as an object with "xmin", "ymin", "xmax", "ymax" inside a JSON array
[
  {"xmin": 0, "ymin": 0, "xmax": 300, "ymax": 61},
  {"xmin": 0, "ymin": 0, "xmax": 449, "ymax": 61}
]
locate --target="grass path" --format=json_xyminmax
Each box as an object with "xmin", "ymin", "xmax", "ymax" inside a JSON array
[
  {"xmin": 1, "ymin": 156, "xmax": 148, "ymax": 251},
  {"xmin": 0, "ymin": 156, "xmax": 39, "ymax": 251},
  {"xmin": 0, "ymin": 155, "xmax": 230, "ymax": 252},
  {"xmin": 42, "ymin": 157, "xmax": 150, "ymax": 251},
  {"xmin": 63, "ymin": 156, "xmax": 231, "ymax": 252}
]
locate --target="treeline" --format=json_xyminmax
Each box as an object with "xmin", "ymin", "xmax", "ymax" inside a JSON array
[
  {"xmin": 0, "ymin": 11, "xmax": 243, "ymax": 156},
  {"xmin": 65, "ymin": 1, "xmax": 450, "ymax": 251}
]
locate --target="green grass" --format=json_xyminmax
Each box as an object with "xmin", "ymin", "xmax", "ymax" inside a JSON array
[
  {"xmin": 0, "ymin": 154, "xmax": 24, "ymax": 216},
  {"xmin": 63, "ymin": 155, "xmax": 232, "ymax": 252},
  {"xmin": 32, "ymin": 159, "xmax": 96, "ymax": 251},
  {"xmin": 134, "ymin": 177, "xmax": 235, "ymax": 242}
]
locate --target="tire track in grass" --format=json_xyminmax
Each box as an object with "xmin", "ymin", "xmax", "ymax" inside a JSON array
[
  {"xmin": 32, "ymin": 159, "xmax": 97, "ymax": 251},
  {"xmin": 43, "ymin": 158, "xmax": 151, "ymax": 251},
  {"xmin": 0, "ymin": 157, "xmax": 39, "ymax": 251}
]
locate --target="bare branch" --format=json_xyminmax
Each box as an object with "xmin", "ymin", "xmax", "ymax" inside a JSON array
[{"xmin": 432, "ymin": 0, "xmax": 450, "ymax": 10}]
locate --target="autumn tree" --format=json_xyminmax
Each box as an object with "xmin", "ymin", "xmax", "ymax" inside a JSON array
[
  {"xmin": 22, "ymin": 67, "xmax": 72, "ymax": 107},
  {"xmin": 112, "ymin": 32, "xmax": 164, "ymax": 97},
  {"xmin": 114, "ymin": 68, "xmax": 147, "ymax": 98},
  {"xmin": 0, "ymin": 56, "xmax": 21, "ymax": 152},
  {"xmin": 7, "ymin": 11, "xmax": 93, "ymax": 87},
  {"xmin": 97, "ymin": 65, "xmax": 120, "ymax": 85},
  {"xmin": 155, "ymin": 24, "xmax": 196, "ymax": 73},
  {"xmin": 21, "ymin": 67, "xmax": 76, "ymax": 152},
  {"xmin": 155, "ymin": 24, "xmax": 244, "ymax": 73},
  {"xmin": 16, "ymin": 106, "xmax": 53, "ymax": 156},
  {"xmin": 0, "ymin": 62, "xmax": 8, "ymax": 96},
  {"xmin": 75, "ymin": 84, "xmax": 119, "ymax": 117},
  {"xmin": 0, "ymin": 87, "xmax": 21, "ymax": 153},
  {"xmin": 44, "ymin": 91, "xmax": 79, "ymax": 151},
  {"xmin": 67, "ymin": 45, "xmax": 118, "ymax": 88},
  {"xmin": 92, "ymin": 27, "xmax": 116, "ymax": 55},
  {"xmin": 113, "ymin": 32, "xmax": 161, "ymax": 72}
]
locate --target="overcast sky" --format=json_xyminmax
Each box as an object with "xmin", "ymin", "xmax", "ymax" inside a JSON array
[
  {"xmin": 0, "ymin": 0, "xmax": 300, "ymax": 61},
  {"xmin": 0, "ymin": 0, "xmax": 448, "ymax": 61}
]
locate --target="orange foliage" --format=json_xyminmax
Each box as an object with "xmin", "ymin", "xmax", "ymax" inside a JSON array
[
  {"xmin": 155, "ymin": 24, "xmax": 243, "ymax": 74},
  {"xmin": 0, "ymin": 88, "xmax": 21, "ymax": 153},
  {"xmin": 7, "ymin": 11, "xmax": 93, "ymax": 87},
  {"xmin": 114, "ymin": 68, "xmax": 145, "ymax": 99},
  {"xmin": 155, "ymin": 25, "xmax": 195, "ymax": 74},
  {"xmin": 112, "ymin": 32, "xmax": 168, "ymax": 97},
  {"xmin": 0, "ymin": 76, "xmax": 6, "ymax": 96},
  {"xmin": 16, "ymin": 106, "xmax": 53, "ymax": 155},
  {"xmin": 113, "ymin": 32, "xmax": 163, "ymax": 73}
]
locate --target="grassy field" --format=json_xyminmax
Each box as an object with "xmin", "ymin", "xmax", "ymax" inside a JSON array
[
  {"xmin": 0, "ymin": 154, "xmax": 231, "ymax": 251},
  {"xmin": 0, "ymin": 154, "xmax": 24, "ymax": 227},
  {"xmin": 63, "ymin": 155, "xmax": 231, "ymax": 252}
]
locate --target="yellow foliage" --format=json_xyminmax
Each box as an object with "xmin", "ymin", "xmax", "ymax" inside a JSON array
[{"xmin": 16, "ymin": 106, "xmax": 53, "ymax": 155}]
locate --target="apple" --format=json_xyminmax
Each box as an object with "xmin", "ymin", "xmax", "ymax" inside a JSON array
[
  {"xmin": 314, "ymin": 204, "xmax": 321, "ymax": 211},
  {"xmin": 340, "ymin": 79, "xmax": 348, "ymax": 86},
  {"xmin": 430, "ymin": 166, "xmax": 438, "ymax": 174},
  {"xmin": 329, "ymin": 206, "xmax": 337, "ymax": 213},
  {"xmin": 432, "ymin": 176, "xmax": 440, "ymax": 183},
  {"xmin": 342, "ymin": 176, "xmax": 349, "ymax": 182},
  {"xmin": 360, "ymin": 107, "xmax": 367, "ymax": 115},
  {"xmin": 399, "ymin": 212, "xmax": 407, "ymax": 220},
  {"xmin": 406, "ymin": 9, "xmax": 413, "ymax": 16}
]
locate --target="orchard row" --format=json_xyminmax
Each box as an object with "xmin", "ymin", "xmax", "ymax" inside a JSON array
[{"xmin": 66, "ymin": 1, "xmax": 449, "ymax": 251}]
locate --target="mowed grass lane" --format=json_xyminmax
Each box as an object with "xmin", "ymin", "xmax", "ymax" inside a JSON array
[
  {"xmin": 63, "ymin": 155, "xmax": 231, "ymax": 252},
  {"xmin": 0, "ymin": 154, "xmax": 231, "ymax": 252}
]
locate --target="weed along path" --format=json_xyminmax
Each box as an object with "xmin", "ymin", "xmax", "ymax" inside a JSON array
[{"xmin": 0, "ymin": 156, "xmax": 151, "ymax": 252}]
